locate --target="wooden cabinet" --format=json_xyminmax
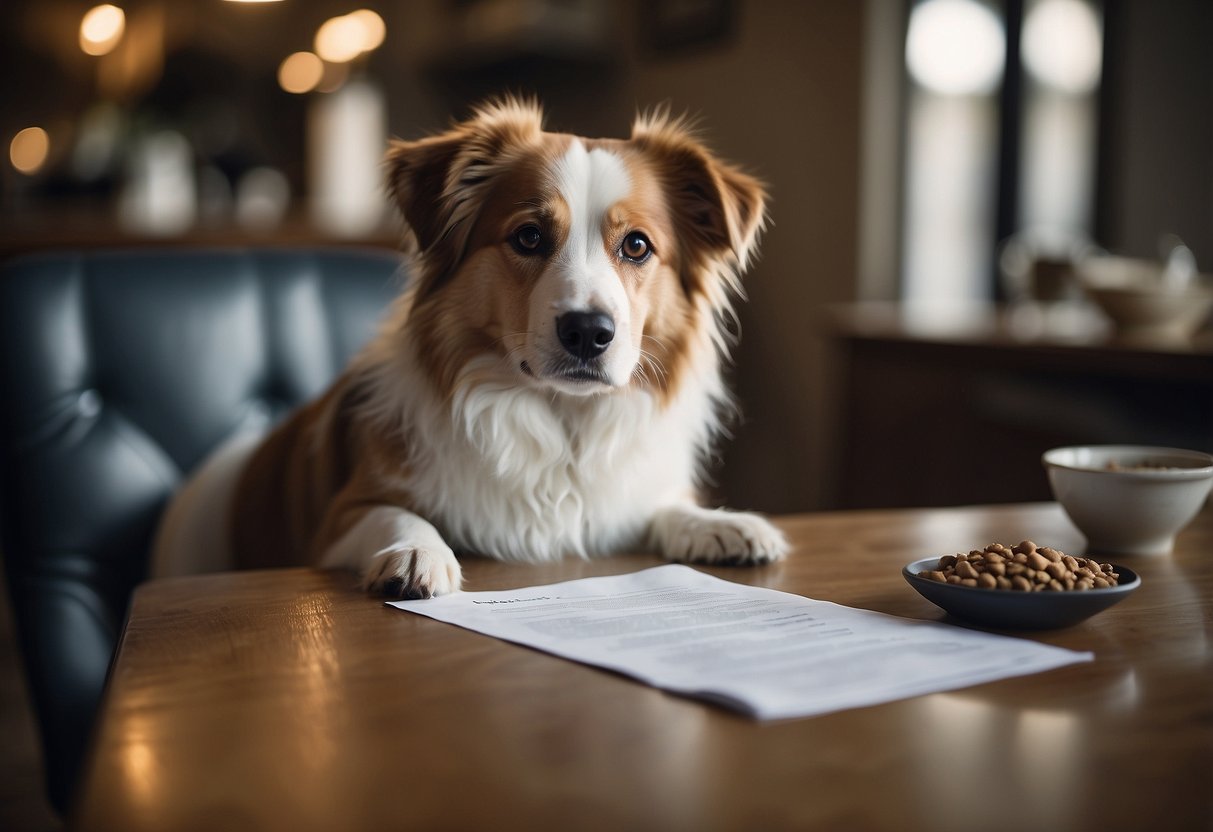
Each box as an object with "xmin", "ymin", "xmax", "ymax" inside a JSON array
[{"xmin": 828, "ymin": 303, "xmax": 1213, "ymax": 509}]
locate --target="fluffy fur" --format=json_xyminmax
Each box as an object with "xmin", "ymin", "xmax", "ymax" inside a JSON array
[{"xmin": 152, "ymin": 98, "xmax": 788, "ymax": 597}]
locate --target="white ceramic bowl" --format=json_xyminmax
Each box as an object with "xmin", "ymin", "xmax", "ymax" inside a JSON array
[
  {"xmin": 1075, "ymin": 256, "xmax": 1213, "ymax": 340},
  {"xmin": 1042, "ymin": 445, "xmax": 1213, "ymax": 556}
]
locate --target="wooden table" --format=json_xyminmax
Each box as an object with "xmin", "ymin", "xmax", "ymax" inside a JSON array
[{"xmin": 71, "ymin": 503, "xmax": 1213, "ymax": 832}]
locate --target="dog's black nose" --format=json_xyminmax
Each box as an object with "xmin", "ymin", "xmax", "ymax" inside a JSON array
[{"xmin": 556, "ymin": 311, "xmax": 615, "ymax": 361}]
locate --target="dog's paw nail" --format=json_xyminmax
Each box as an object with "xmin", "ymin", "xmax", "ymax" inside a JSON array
[{"xmin": 363, "ymin": 544, "xmax": 461, "ymax": 600}]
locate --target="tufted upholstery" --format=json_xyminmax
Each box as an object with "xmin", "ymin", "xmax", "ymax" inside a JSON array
[{"xmin": 0, "ymin": 247, "xmax": 405, "ymax": 812}]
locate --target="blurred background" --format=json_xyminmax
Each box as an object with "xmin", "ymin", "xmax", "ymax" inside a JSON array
[
  {"xmin": 1, "ymin": 0, "xmax": 1211, "ymax": 825},
  {"xmin": 3, "ymin": 0, "xmax": 1212, "ymax": 509}
]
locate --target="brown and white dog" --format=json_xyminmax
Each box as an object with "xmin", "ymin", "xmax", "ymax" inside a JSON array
[{"xmin": 152, "ymin": 99, "xmax": 787, "ymax": 598}]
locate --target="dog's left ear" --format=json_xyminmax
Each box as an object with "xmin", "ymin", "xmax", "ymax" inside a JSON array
[{"xmin": 630, "ymin": 112, "xmax": 768, "ymax": 278}]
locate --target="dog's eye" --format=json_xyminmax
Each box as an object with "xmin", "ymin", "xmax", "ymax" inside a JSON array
[
  {"xmin": 512, "ymin": 225, "xmax": 543, "ymax": 254},
  {"xmin": 621, "ymin": 231, "xmax": 652, "ymax": 263}
]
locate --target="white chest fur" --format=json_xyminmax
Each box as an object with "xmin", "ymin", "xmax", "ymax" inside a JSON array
[{"xmin": 365, "ymin": 349, "xmax": 725, "ymax": 562}]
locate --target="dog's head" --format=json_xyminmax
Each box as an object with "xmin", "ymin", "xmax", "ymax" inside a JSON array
[{"xmin": 385, "ymin": 98, "xmax": 767, "ymax": 401}]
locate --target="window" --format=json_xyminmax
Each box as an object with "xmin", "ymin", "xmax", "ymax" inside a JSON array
[{"xmin": 896, "ymin": 0, "xmax": 1103, "ymax": 303}]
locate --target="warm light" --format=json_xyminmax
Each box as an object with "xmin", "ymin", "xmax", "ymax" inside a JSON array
[
  {"xmin": 278, "ymin": 51, "xmax": 325, "ymax": 94},
  {"xmin": 10, "ymin": 127, "xmax": 50, "ymax": 175},
  {"xmin": 349, "ymin": 10, "xmax": 386, "ymax": 51},
  {"xmin": 1022, "ymin": 0, "xmax": 1102, "ymax": 94},
  {"xmin": 314, "ymin": 10, "xmax": 386, "ymax": 64},
  {"xmin": 315, "ymin": 15, "xmax": 367, "ymax": 63},
  {"xmin": 80, "ymin": 4, "xmax": 126, "ymax": 56},
  {"xmin": 906, "ymin": 0, "xmax": 1005, "ymax": 96}
]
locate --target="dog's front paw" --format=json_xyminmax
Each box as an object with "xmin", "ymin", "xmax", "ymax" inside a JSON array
[
  {"xmin": 657, "ymin": 507, "xmax": 788, "ymax": 565},
  {"xmin": 363, "ymin": 544, "xmax": 462, "ymax": 600}
]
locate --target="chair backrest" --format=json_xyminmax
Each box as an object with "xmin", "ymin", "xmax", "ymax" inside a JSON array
[{"xmin": 0, "ymin": 246, "xmax": 405, "ymax": 812}]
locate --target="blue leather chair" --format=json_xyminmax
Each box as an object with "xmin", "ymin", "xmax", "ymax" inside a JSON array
[{"xmin": 0, "ymin": 247, "xmax": 404, "ymax": 812}]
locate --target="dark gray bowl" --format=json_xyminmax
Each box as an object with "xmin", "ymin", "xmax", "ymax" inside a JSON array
[{"xmin": 903, "ymin": 557, "xmax": 1141, "ymax": 630}]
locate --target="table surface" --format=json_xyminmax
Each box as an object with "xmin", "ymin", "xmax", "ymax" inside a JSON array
[{"xmin": 71, "ymin": 503, "xmax": 1213, "ymax": 832}]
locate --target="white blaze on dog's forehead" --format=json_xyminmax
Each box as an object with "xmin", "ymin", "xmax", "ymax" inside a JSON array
[
  {"xmin": 545, "ymin": 140, "xmax": 630, "ymax": 314},
  {"xmin": 551, "ymin": 140, "xmax": 630, "ymax": 239},
  {"xmin": 548, "ymin": 140, "xmax": 631, "ymax": 311}
]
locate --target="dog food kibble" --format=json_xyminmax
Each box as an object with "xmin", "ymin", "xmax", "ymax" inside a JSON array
[
  {"xmin": 1105, "ymin": 460, "xmax": 1179, "ymax": 472},
  {"xmin": 922, "ymin": 540, "xmax": 1119, "ymax": 591}
]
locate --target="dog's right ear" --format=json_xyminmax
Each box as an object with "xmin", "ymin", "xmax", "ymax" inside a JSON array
[
  {"xmin": 384, "ymin": 131, "xmax": 467, "ymax": 275},
  {"xmin": 384, "ymin": 98, "xmax": 545, "ymax": 290}
]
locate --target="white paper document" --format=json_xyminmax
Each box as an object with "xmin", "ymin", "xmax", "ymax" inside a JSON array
[{"xmin": 388, "ymin": 564, "xmax": 1092, "ymax": 721}]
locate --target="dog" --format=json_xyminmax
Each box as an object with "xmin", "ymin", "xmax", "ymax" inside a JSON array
[{"xmin": 152, "ymin": 98, "xmax": 788, "ymax": 598}]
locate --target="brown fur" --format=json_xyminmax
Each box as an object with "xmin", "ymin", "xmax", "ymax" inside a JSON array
[
  {"xmin": 229, "ymin": 99, "xmax": 768, "ymax": 574},
  {"xmin": 230, "ymin": 380, "xmax": 414, "ymax": 569}
]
